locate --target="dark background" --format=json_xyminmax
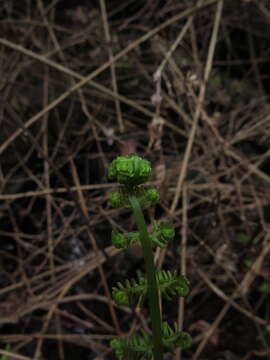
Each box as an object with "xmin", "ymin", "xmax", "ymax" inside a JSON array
[{"xmin": 0, "ymin": 0, "xmax": 270, "ymax": 359}]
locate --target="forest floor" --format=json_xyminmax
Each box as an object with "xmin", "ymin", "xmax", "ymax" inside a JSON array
[{"xmin": 1, "ymin": 0, "xmax": 270, "ymax": 359}]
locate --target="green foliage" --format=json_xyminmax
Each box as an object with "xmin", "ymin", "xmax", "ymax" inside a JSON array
[
  {"xmin": 109, "ymin": 190, "xmax": 127, "ymax": 208},
  {"xmin": 141, "ymin": 187, "xmax": 160, "ymax": 205},
  {"xmin": 162, "ymin": 322, "xmax": 192, "ymax": 350},
  {"xmin": 112, "ymin": 229, "xmax": 140, "ymax": 249},
  {"xmin": 158, "ymin": 222, "xmax": 175, "ymax": 240},
  {"xmin": 108, "ymin": 153, "xmax": 151, "ymax": 186},
  {"xmin": 111, "ymin": 222, "xmax": 175, "ymax": 249},
  {"xmin": 109, "ymin": 187, "xmax": 159, "ymax": 209},
  {"xmin": 111, "ymin": 329, "xmax": 152, "ymax": 360},
  {"xmin": 112, "ymin": 270, "xmax": 190, "ymax": 306},
  {"xmin": 108, "ymin": 154, "xmax": 191, "ymax": 360},
  {"xmin": 110, "ymin": 322, "xmax": 192, "ymax": 360}
]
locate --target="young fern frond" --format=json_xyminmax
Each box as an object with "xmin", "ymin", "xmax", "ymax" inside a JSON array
[
  {"xmin": 108, "ymin": 154, "xmax": 151, "ymax": 186},
  {"xmin": 108, "ymin": 154, "xmax": 192, "ymax": 359},
  {"xmin": 162, "ymin": 322, "xmax": 192, "ymax": 350},
  {"xmin": 110, "ymin": 322, "xmax": 192, "ymax": 360},
  {"xmin": 111, "ymin": 230, "xmax": 140, "ymax": 249},
  {"xmin": 112, "ymin": 270, "xmax": 146, "ymax": 306},
  {"xmin": 112, "ymin": 269, "xmax": 189, "ymax": 306},
  {"xmin": 151, "ymin": 222, "xmax": 175, "ymax": 248},
  {"xmin": 111, "ymin": 330, "xmax": 152, "ymax": 360},
  {"xmin": 157, "ymin": 270, "xmax": 190, "ymax": 299},
  {"xmin": 112, "ymin": 222, "xmax": 175, "ymax": 249}
]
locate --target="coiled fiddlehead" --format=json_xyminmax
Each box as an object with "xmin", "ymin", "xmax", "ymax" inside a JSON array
[{"xmin": 108, "ymin": 153, "xmax": 151, "ymax": 186}]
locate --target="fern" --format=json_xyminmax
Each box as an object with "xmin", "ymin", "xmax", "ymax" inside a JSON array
[
  {"xmin": 112, "ymin": 269, "xmax": 189, "ymax": 306},
  {"xmin": 108, "ymin": 154, "xmax": 191, "ymax": 359},
  {"xmin": 110, "ymin": 322, "xmax": 192, "ymax": 360},
  {"xmin": 109, "ymin": 187, "xmax": 159, "ymax": 208},
  {"xmin": 111, "ymin": 328, "xmax": 152, "ymax": 360},
  {"xmin": 112, "ymin": 222, "xmax": 175, "ymax": 249}
]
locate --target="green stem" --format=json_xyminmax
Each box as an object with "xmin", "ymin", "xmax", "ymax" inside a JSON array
[{"xmin": 128, "ymin": 194, "xmax": 163, "ymax": 360}]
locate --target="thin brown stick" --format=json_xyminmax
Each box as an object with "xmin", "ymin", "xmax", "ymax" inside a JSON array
[
  {"xmin": 170, "ymin": 0, "xmax": 224, "ymax": 213},
  {"xmin": 99, "ymin": 0, "xmax": 124, "ymax": 132}
]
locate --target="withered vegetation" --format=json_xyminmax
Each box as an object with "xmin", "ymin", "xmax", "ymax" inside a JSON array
[{"xmin": 1, "ymin": 1, "xmax": 270, "ymax": 359}]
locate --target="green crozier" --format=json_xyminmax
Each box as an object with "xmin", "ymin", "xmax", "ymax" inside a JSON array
[{"xmin": 108, "ymin": 153, "xmax": 151, "ymax": 186}]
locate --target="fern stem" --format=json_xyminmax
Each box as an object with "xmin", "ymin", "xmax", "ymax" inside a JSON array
[{"xmin": 128, "ymin": 194, "xmax": 163, "ymax": 360}]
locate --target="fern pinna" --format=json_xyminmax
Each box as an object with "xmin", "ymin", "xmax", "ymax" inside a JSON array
[
  {"xmin": 112, "ymin": 270, "xmax": 189, "ymax": 307},
  {"xmin": 108, "ymin": 154, "xmax": 191, "ymax": 360}
]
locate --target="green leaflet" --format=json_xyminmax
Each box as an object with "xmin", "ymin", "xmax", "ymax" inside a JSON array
[
  {"xmin": 111, "ymin": 328, "xmax": 152, "ymax": 360},
  {"xmin": 110, "ymin": 322, "xmax": 192, "ymax": 360},
  {"xmin": 112, "ymin": 230, "xmax": 140, "ymax": 249},
  {"xmin": 112, "ymin": 270, "xmax": 190, "ymax": 306},
  {"xmin": 109, "ymin": 187, "xmax": 159, "ymax": 208},
  {"xmin": 112, "ymin": 222, "xmax": 175, "ymax": 249},
  {"xmin": 162, "ymin": 322, "xmax": 192, "ymax": 350}
]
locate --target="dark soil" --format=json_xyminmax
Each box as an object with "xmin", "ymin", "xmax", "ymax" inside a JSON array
[{"xmin": 1, "ymin": 0, "xmax": 270, "ymax": 359}]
